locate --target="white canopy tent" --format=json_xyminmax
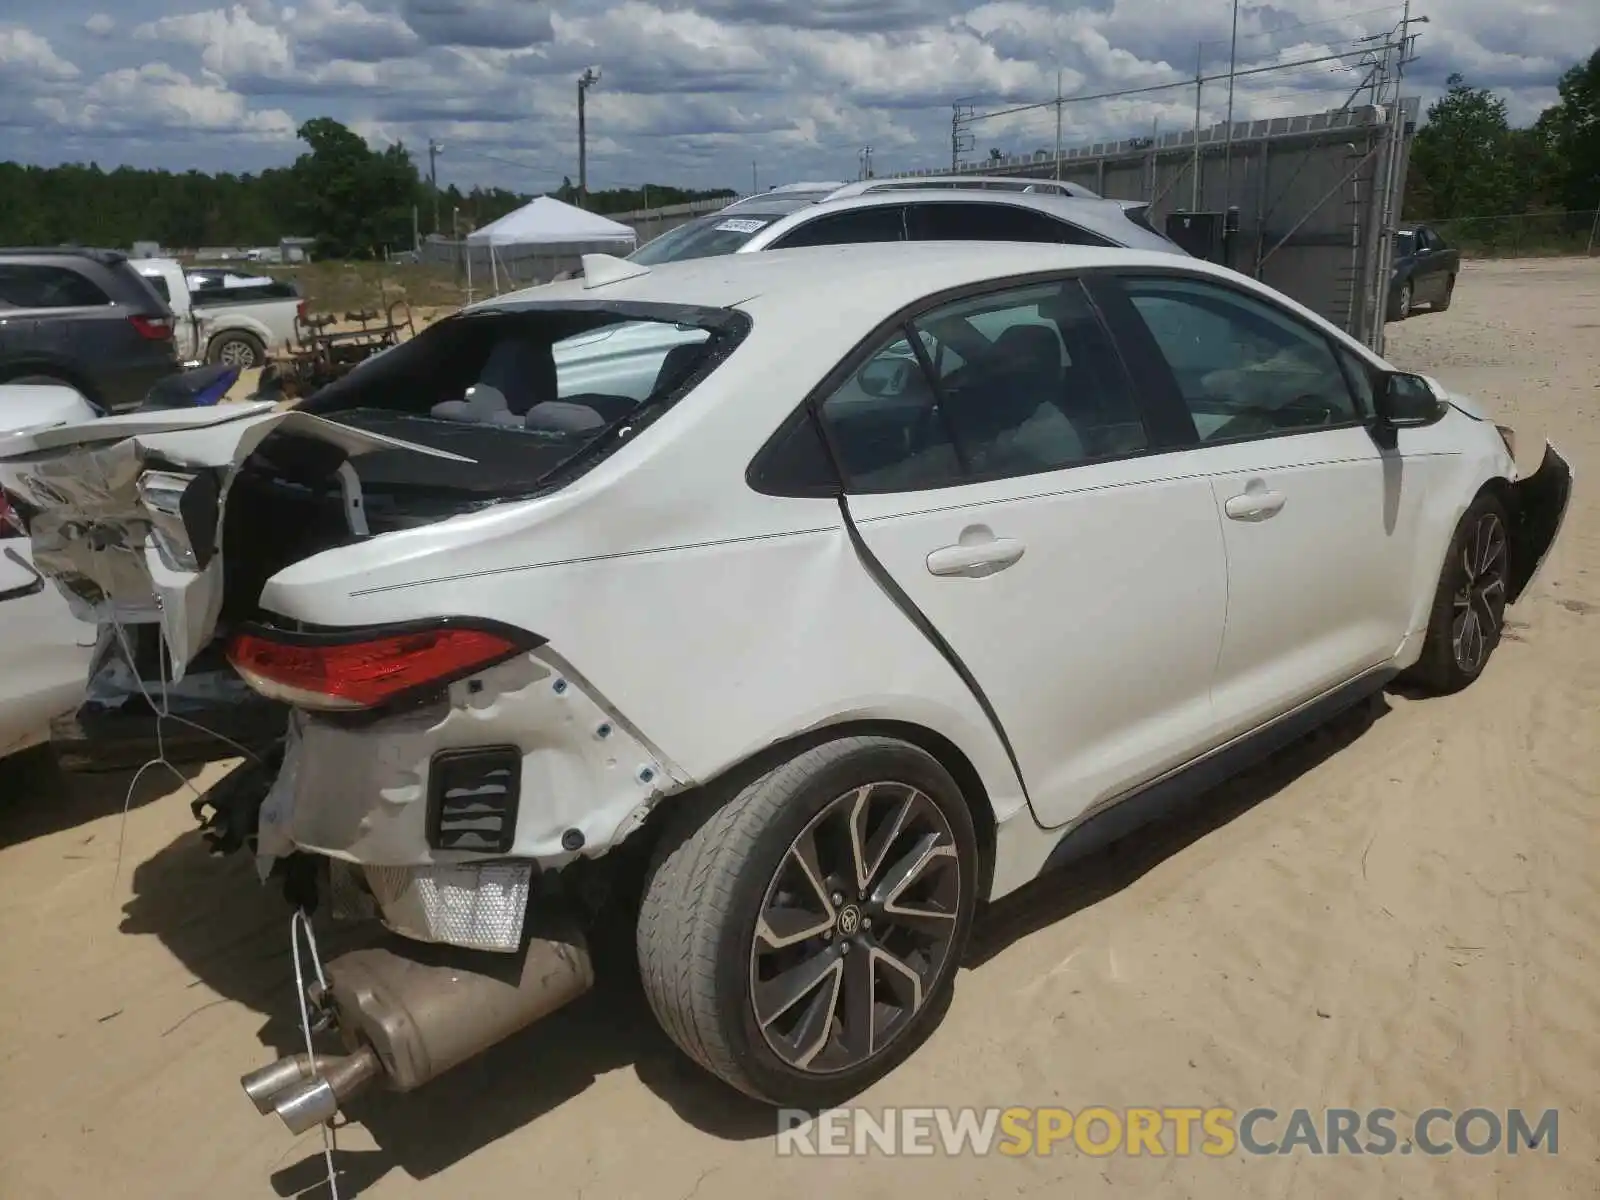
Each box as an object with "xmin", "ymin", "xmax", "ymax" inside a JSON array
[
  {"xmin": 467, "ymin": 196, "xmax": 637, "ymax": 250},
  {"xmin": 464, "ymin": 196, "xmax": 636, "ymax": 292}
]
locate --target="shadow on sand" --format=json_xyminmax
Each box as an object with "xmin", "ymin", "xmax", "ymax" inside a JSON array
[
  {"xmin": 115, "ymin": 692, "xmax": 1390, "ymax": 1197},
  {"xmin": 0, "ymin": 748, "xmax": 213, "ymax": 852}
]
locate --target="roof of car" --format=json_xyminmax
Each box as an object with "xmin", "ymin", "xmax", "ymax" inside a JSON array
[
  {"xmin": 492, "ymin": 240, "xmax": 1204, "ymax": 323},
  {"xmin": 0, "ymin": 247, "xmax": 129, "ymax": 266}
]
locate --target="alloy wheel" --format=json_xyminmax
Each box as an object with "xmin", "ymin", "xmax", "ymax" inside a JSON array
[
  {"xmin": 220, "ymin": 339, "xmax": 258, "ymax": 368},
  {"xmin": 1398, "ymin": 283, "xmax": 1413, "ymax": 318},
  {"xmin": 749, "ymin": 781, "xmax": 962, "ymax": 1074},
  {"xmin": 1451, "ymin": 511, "xmax": 1507, "ymax": 673}
]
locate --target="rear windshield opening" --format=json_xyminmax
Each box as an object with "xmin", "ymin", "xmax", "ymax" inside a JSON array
[{"xmin": 294, "ymin": 303, "xmax": 745, "ymax": 497}]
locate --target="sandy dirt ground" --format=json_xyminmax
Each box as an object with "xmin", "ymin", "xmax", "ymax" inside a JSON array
[{"xmin": 1, "ymin": 257, "xmax": 1596, "ymax": 1199}]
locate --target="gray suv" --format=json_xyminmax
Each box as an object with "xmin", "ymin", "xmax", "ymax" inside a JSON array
[
  {"xmin": 0, "ymin": 248, "xmax": 180, "ymax": 412},
  {"xmin": 629, "ymin": 177, "xmax": 1182, "ymax": 266}
]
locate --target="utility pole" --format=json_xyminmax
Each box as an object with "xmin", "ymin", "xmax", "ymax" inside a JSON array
[
  {"xmin": 1222, "ymin": 0, "xmax": 1240, "ymax": 208},
  {"xmin": 577, "ymin": 66, "xmax": 601, "ymax": 208},
  {"xmin": 1053, "ymin": 67, "xmax": 1063, "ymax": 181},
  {"xmin": 427, "ymin": 139, "xmax": 443, "ymax": 235},
  {"xmin": 1191, "ymin": 42, "xmax": 1203, "ymax": 209},
  {"xmin": 859, "ymin": 145, "xmax": 874, "ymax": 180},
  {"xmin": 951, "ymin": 100, "xmax": 976, "ymax": 172}
]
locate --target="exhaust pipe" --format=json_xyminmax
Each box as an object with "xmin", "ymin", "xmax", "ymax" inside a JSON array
[{"xmin": 242, "ymin": 918, "xmax": 593, "ymax": 1133}]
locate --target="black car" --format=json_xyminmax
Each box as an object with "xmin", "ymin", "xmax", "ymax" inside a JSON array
[
  {"xmin": 0, "ymin": 248, "xmax": 181, "ymax": 412},
  {"xmin": 1388, "ymin": 223, "xmax": 1461, "ymax": 321}
]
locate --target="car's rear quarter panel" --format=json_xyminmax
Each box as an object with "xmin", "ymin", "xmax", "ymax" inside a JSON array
[{"xmin": 256, "ymin": 322, "xmax": 1029, "ymax": 867}]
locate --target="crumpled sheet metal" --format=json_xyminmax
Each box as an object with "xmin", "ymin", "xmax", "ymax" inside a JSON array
[
  {"xmin": 11, "ymin": 435, "xmax": 160, "ymax": 619},
  {"xmin": 8, "ymin": 407, "xmax": 479, "ymax": 673}
]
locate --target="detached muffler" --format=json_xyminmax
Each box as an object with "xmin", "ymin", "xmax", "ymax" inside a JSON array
[{"xmin": 242, "ymin": 918, "xmax": 593, "ymax": 1134}]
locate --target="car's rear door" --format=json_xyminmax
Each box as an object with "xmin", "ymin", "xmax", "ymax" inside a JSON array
[
  {"xmin": 1089, "ymin": 270, "xmax": 1429, "ymax": 739},
  {"xmin": 819, "ymin": 275, "xmax": 1228, "ymax": 830}
]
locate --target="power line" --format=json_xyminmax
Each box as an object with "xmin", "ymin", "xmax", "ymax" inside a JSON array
[
  {"xmin": 966, "ymin": 42, "xmax": 1389, "ymax": 127},
  {"xmin": 1195, "ymin": 3, "xmax": 1407, "ymax": 54}
]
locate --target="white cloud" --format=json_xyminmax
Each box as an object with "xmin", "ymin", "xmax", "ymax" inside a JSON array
[
  {"xmin": 134, "ymin": 5, "xmax": 295, "ymax": 79},
  {"xmin": 7, "ymin": 0, "xmax": 1600, "ymax": 190},
  {"xmin": 0, "ymin": 26, "xmax": 79, "ymax": 84}
]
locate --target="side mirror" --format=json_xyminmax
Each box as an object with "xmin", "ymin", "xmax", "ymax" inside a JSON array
[
  {"xmin": 1375, "ymin": 371, "xmax": 1443, "ymax": 428},
  {"xmin": 858, "ymin": 357, "xmax": 911, "ymax": 398}
]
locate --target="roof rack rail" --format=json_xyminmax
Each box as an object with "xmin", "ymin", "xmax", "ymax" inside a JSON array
[{"xmin": 832, "ymin": 176, "xmax": 1100, "ymax": 200}]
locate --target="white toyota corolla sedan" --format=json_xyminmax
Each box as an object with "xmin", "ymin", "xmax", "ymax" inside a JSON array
[{"xmin": 0, "ymin": 242, "xmax": 1571, "ymax": 1125}]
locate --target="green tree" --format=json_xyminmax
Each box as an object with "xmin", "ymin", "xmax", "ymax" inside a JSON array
[
  {"xmin": 287, "ymin": 117, "xmax": 424, "ymax": 258},
  {"xmin": 1407, "ymin": 73, "xmax": 1519, "ymax": 219},
  {"xmin": 1537, "ymin": 48, "xmax": 1600, "ymax": 212}
]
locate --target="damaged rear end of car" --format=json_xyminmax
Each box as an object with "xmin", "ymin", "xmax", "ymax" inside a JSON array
[{"xmin": 0, "ymin": 294, "xmax": 751, "ymax": 1129}]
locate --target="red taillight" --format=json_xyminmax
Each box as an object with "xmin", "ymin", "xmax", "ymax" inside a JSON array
[
  {"xmin": 227, "ymin": 624, "xmax": 529, "ymax": 711},
  {"xmin": 297, "ymin": 300, "xmax": 307, "ymax": 321},
  {"xmin": 130, "ymin": 314, "xmax": 174, "ymax": 341}
]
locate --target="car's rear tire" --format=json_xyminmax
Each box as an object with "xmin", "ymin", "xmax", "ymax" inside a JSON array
[
  {"xmin": 1406, "ymin": 492, "xmax": 1511, "ymax": 694},
  {"xmin": 1436, "ymin": 274, "xmax": 1456, "ymax": 311},
  {"xmin": 208, "ymin": 331, "xmax": 265, "ymax": 369},
  {"xmin": 636, "ymin": 735, "xmax": 978, "ymax": 1107}
]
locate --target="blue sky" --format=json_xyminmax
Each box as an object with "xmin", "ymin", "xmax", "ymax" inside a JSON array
[{"xmin": 1, "ymin": 0, "xmax": 1594, "ymax": 195}]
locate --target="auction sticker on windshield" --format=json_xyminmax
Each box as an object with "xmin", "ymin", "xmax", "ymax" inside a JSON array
[{"xmin": 715, "ymin": 218, "xmax": 769, "ymax": 233}]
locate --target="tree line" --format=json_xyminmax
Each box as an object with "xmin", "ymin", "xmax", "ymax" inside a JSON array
[
  {"xmin": 0, "ymin": 116, "xmax": 734, "ymax": 259},
  {"xmin": 1404, "ymin": 47, "xmax": 1599, "ymax": 232}
]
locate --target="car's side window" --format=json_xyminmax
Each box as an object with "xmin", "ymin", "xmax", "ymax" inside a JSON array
[
  {"xmin": 818, "ymin": 279, "xmax": 1148, "ymax": 492},
  {"xmin": 768, "ymin": 207, "xmax": 906, "ymax": 249},
  {"xmin": 1333, "ymin": 343, "xmax": 1376, "ymax": 417},
  {"xmin": 0, "ymin": 264, "xmax": 110, "ymax": 310},
  {"xmin": 1117, "ymin": 276, "xmax": 1361, "ymax": 443},
  {"xmin": 905, "ymin": 202, "xmax": 1114, "ymax": 246}
]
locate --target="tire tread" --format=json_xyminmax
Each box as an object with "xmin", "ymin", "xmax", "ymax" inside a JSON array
[{"xmin": 636, "ymin": 735, "xmax": 917, "ymax": 1100}]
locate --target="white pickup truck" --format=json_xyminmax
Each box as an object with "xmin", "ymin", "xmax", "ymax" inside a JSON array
[{"xmin": 135, "ymin": 258, "xmax": 305, "ymax": 370}]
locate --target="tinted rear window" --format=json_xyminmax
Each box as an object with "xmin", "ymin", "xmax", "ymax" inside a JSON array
[
  {"xmin": 906, "ymin": 202, "xmax": 1113, "ymax": 246},
  {"xmin": 191, "ymin": 279, "xmax": 300, "ymax": 305},
  {"xmin": 629, "ymin": 214, "xmax": 779, "ymax": 264},
  {"xmin": 0, "ymin": 263, "xmax": 110, "ymax": 309}
]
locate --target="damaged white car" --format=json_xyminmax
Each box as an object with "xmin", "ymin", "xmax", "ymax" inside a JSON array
[{"xmin": 0, "ymin": 242, "xmax": 1571, "ymax": 1126}]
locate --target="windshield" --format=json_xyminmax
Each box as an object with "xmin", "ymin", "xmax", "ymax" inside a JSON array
[
  {"xmin": 1393, "ymin": 231, "xmax": 1416, "ymax": 257},
  {"xmin": 629, "ymin": 213, "xmax": 780, "ymax": 264}
]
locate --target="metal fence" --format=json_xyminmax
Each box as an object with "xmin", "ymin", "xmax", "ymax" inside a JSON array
[
  {"xmin": 888, "ymin": 99, "xmax": 1420, "ymax": 351},
  {"xmin": 565, "ymin": 98, "xmax": 1417, "ymax": 351},
  {"xmin": 1414, "ymin": 210, "xmax": 1600, "ymax": 258}
]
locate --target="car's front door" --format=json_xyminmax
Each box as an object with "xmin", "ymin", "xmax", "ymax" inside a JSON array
[
  {"xmin": 1093, "ymin": 272, "xmax": 1428, "ymax": 738},
  {"xmin": 820, "ymin": 277, "xmax": 1228, "ymax": 829}
]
